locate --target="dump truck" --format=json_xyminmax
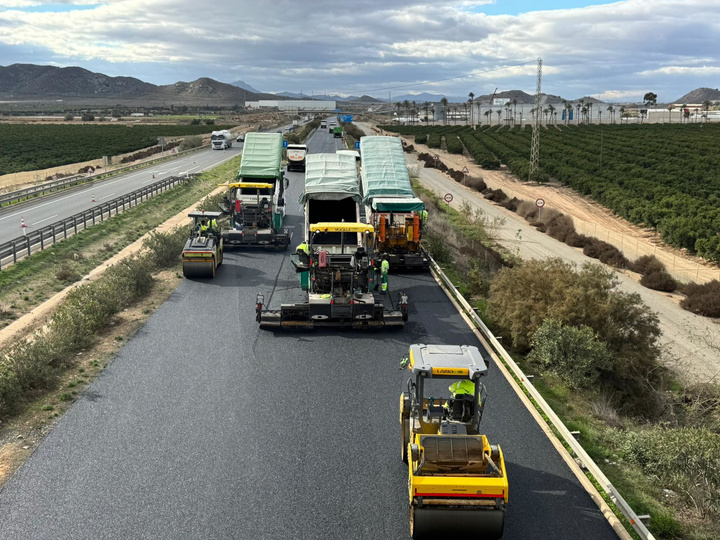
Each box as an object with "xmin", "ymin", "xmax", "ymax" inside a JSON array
[
  {"xmin": 401, "ymin": 344, "xmax": 507, "ymax": 539},
  {"xmin": 182, "ymin": 211, "xmax": 224, "ymax": 278},
  {"xmin": 255, "ymin": 153, "xmax": 408, "ymax": 328},
  {"xmin": 211, "ymin": 130, "xmax": 233, "ymax": 150},
  {"xmin": 360, "ymin": 136, "xmax": 428, "ymax": 270},
  {"xmin": 219, "ymin": 132, "xmax": 290, "ymax": 249},
  {"xmin": 286, "ymin": 143, "xmax": 308, "ymax": 172},
  {"xmin": 332, "ymin": 126, "xmax": 343, "ymax": 138},
  {"xmin": 321, "ymin": 120, "xmax": 328, "ymax": 130}
]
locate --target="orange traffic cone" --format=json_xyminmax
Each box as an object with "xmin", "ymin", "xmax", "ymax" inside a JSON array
[
  {"xmin": 21, "ymin": 216, "xmax": 26, "ymax": 235},
  {"xmin": 92, "ymin": 193, "xmax": 96, "ymax": 202}
]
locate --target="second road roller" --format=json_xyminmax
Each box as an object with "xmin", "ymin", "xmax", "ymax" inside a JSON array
[
  {"xmin": 181, "ymin": 211, "xmax": 224, "ymax": 279},
  {"xmin": 400, "ymin": 343, "xmax": 508, "ymax": 539}
]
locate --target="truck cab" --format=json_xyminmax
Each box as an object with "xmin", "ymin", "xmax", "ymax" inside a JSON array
[
  {"xmin": 211, "ymin": 130, "xmax": 233, "ymax": 150},
  {"xmin": 286, "ymin": 144, "xmax": 308, "ymax": 172},
  {"xmin": 320, "ymin": 120, "xmax": 328, "ymax": 130}
]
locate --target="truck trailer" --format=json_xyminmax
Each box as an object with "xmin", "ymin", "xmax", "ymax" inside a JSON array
[
  {"xmin": 219, "ymin": 132, "xmax": 290, "ymax": 249},
  {"xmin": 211, "ymin": 130, "xmax": 233, "ymax": 150},
  {"xmin": 360, "ymin": 136, "xmax": 428, "ymax": 270},
  {"xmin": 255, "ymin": 153, "xmax": 408, "ymax": 328}
]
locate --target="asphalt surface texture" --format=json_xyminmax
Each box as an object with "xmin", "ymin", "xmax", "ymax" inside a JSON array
[
  {"xmin": 0, "ymin": 121, "xmax": 296, "ymax": 246},
  {"xmin": 0, "ymin": 123, "xmax": 620, "ymax": 540}
]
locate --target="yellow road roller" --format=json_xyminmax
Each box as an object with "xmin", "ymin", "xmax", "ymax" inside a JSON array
[
  {"xmin": 400, "ymin": 343, "xmax": 508, "ymax": 539},
  {"xmin": 181, "ymin": 211, "xmax": 224, "ymax": 279}
]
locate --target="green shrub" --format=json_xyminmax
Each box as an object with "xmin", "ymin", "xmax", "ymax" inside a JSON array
[
  {"xmin": 529, "ymin": 319, "xmax": 611, "ymax": 388},
  {"xmin": 445, "ymin": 135, "xmax": 464, "ymax": 154},
  {"xmin": 679, "ymin": 279, "xmax": 720, "ymax": 317},
  {"xmin": 143, "ymin": 228, "xmax": 187, "ymax": 269},
  {"xmin": 630, "ymin": 254, "xmax": 666, "ymax": 275},
  {"xmin": 414, "ymin": 134, "xmax": 427, "ymax": 145},
  {"xmin": 427, "ymin": 133, "xmax": 442, "ymax": 148},
  {"xmin": 180, "ymin": 135, "xmax": 203, "ymax": 150},
  {"xmin": 640, "ymin": 270, "xmax": 677, "ymax": 292}
]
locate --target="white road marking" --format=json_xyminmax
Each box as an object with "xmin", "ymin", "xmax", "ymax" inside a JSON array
[
  {"xmin": 99, "ymin": 192, "xmax": 116, "ymax": 201},
  {"xmin": 33, "ymin": 214, "xmax": 58, "ymax": 225}
]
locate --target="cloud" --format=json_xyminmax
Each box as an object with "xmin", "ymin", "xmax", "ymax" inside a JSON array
[
  {"xmin": 0, "ymin": 0, "xmax": 718, "ymax": 101},
  {"xmin": 589, "ymin": 90, "xmax": 645, "ymax": 101}
]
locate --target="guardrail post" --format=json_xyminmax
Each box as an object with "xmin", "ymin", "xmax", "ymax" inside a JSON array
[
  {"xmin": 92, "ymin": 210, "xmax": 96, "ymax": 225},
  {"xmin": 25, "ymin": 235, "xmax": 31, "ymax": 257},
  {"xmin": 40, "ymin": 230, "xmax": 44, "ymax": 250},
  {"xmin": 73, "ymin": 216, "xmax": 77, "ymax": 234},
  {"xmin": 12, "ymin": 240, "xmax": 17, "ymax": 264}
]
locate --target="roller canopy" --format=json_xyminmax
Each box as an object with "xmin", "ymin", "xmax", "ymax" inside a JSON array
[
  {"xmin": 371, "ymin": 197, "xmax": 424, "ymax": 212},
  {"xmin": 360, "ymin": 136, "xmax": 414, "ymax": 204},
  {"xmin": 299, "ymin": 153, "xmax": 361, "ymax": 204},
  {"xmin": 237, "ymin": 132, "xmax": 283, "ymax": 179}
]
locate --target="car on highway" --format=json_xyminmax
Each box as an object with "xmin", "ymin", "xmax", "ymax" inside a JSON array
[{"xmin": 236, "ymin": 135, "xmax": 244, "ymax": 142}]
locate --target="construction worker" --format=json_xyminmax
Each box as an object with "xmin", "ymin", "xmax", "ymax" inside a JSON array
[
  {"xmin": 198, "ymin": 218, "xmax": 209, "ymax": 236},
  {"xmin": 380, "ymin": 258, "xmax": 390, "ymax": 294},
  {"xmin": 209, "ymin": 218, "xmax": 219, "ymax": 232},
  {"xmin": 421, "ymin": 208, "xmax": 428, "ymax": 226},
  {"xmin": 445, "ymin": 379, "xmax": 476, "ymax": 418},
  {"xmin": 296, "ymin": 241, "xmax": 310, "ymax": 269}
]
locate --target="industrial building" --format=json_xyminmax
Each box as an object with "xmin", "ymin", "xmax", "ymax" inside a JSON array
[{"xmin": 245, "ymin": 100, "xmax": 337, "ymax": 111}]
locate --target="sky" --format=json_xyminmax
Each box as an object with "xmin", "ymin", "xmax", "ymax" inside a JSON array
[{"xmin": 0, "ymin": 0, "xmax": 718, "ymax": 102}]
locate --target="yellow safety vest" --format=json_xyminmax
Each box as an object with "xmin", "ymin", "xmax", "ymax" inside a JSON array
[
  {"xmin": 448, "ymin": 380, "xmax": 475, "ymax": 396},
  {"xmin": 381, "ymin": 260, "xmax": 390, "ymax": 274},
  {"xmin": 297, "ymin": 242, "xmax": 309, "ymax": 254}
]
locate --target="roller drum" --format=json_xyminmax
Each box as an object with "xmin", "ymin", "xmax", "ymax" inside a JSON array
[
  {"xmin": 182, "ymin": 260, "xmax": 216, "ymax": 279},
  {"xmin": 411, "ymin": 505, "xmax": 504, "ymax": 539}
]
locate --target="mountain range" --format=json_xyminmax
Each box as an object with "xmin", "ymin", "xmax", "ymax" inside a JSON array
[
  {"xmin": 1, "ymin": 63, "xmax": 715, "ymax": 106},
  {"xmin": 0, "ymin": 64, "xmax": 278, "ymax": 104}
]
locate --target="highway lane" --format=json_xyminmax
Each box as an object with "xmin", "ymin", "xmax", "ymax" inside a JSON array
[
  {"xmin": 0, "ymin": 145, "xmax": 243, "ymax": 245},
  {"xmin": 0, "ymin": 127, "xmax": 619, "ymax": 539}
]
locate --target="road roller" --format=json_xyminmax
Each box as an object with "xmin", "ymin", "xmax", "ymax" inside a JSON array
[
  {"xmin": 400, "ymin": 343, "xmax": 508, "ymax": 539},
  {"xmin": 181, "ymin": 211, "xmax": 224, "ymax": 279}
]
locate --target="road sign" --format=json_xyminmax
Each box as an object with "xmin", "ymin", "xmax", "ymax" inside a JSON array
[
  {"xmin": 536, "ymin": 198, "xmax": 545, "ymax": 208},
  {"xmin": 282, "ymin": 140, "xmax": 288, "ymax": 148},
  {"xmin": 444, "ymin": 193, "xmax": 453, "ymax": 203},
  {"xmin": 354, "ymin": 141, "xmax": 360, "ymax": 149},
  {"xmin": 462, "ymin": 166, "xmax": 469, "ymax": 174}
]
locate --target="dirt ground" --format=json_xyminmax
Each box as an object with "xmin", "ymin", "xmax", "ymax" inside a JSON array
[{"xmin": 368, "ymin": 124, "xmax": 720, "ymax": 285}]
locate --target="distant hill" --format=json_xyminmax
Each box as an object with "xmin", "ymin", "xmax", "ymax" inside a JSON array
[
  {"xmin": 0, "ymin": 63, "xmax": 277, "ymax": 104},
  {"xmin": 347, "ymin": 95, "xmax": 384, "ymax": 103},
  {"xmin": 0, "ymin": 63, "xmax": 155, "ymax": 98},
  {"xmin": 675, "ymin": 87, "xmax": 720, "ymax": 104},
  {"xmin": 230, "ymin": 79, "xmax": 262, "ymax": 94}
]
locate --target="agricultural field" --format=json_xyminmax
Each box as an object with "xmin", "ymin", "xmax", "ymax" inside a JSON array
[
  {"xmin": 0, "ymin": 123, "xmax": 234, "ymax": 175},
  {"xmin": 384, "ymin": 124, "xmax": 720, "ymax": 262}
]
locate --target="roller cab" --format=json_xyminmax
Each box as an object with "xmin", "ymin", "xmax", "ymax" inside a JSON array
[
  {"xmin": 400, "ymin": 344, "xmax": 507, "ymax": 539},
  {"xmin": 182, "ymin": 211, "xmax": 224, "ymax": 279}
]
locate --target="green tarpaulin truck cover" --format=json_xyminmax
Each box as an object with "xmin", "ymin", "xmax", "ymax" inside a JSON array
[
  {"xmin": 371, "ymin": 197, "xmax": 425, "ymax": 212},
  {"xmin": 299, "ymin": 153, "xmax": 361, "ymax": 204},
  {"xmin": 360, "ymin": 136, "xmax": 415, "ymax": 204},
  {"xmin": 237, "ymin": 132, "xmax": 283, "ymax": 179}
]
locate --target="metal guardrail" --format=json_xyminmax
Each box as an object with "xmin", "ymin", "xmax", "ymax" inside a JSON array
[
  {"xmin": 429, "ymin": 255, "xmax": 655, "ymax": 540},
  {"xmin": 0, "ymin": 174, "xmax": 195, "ymax": 271},
  {"xmin": 0, "ymin": 143, "xmax": 207, "ymax": 208}
]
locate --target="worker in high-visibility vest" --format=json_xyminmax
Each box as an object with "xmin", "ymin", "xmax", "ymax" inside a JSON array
[
  {"xmin": 380, "ymin": 258, "xmax": 390, "ymax": 294},
  {"xmin": 209, "ymin": 218, "xmax": 219, "ymax": 232},
  {"xmin": 198, "ymin": 219, "xmax": 209, "ymax": 236},
  {"xmin": 295, "ymin": 242, "xmax": 310, "ymax": 270},
  {"xmin": 444, "ymin": 379, "xmax": 477, "ymax": 419},
  {"xmin": 421, "ymin": 209, "xmax": 428, "ymax": 230}
]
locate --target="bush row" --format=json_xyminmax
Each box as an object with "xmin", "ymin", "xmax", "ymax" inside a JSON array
[{"xmin": 0, "ymin": 229, "xmax": 184, "ymax": 416}]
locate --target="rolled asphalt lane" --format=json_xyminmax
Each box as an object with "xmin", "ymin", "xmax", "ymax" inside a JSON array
[{"xmin": 0, "ymin": 127, "xmax": 619, "ymax": 539}]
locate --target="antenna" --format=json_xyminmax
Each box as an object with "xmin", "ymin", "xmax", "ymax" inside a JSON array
[{"xmin": 529, "ymin": 58, "xmax": 542, "ymax": 182}]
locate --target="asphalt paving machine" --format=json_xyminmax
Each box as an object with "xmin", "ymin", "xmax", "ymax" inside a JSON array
[
  {"xmin": 400, "ymin": 343, "xmax": 507, "ymax": 539},
  {"xmin": 219, "ymin": 132, "xmax": 290, "ymax": 249},
  {"xmin": 182, "ymin": 211, "xmax": 224, "ymax": 279},
  {"xmin": 255, "ymin": 222, "xmax": 408, "ymax": 328},
  {"xmin": 360, "ymin": 136, "xmax": 429, "ymax": 270}
]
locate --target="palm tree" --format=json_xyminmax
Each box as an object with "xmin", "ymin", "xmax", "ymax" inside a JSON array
[
  {"xmin": 619, "ymin": 106, "xmax": 626, "ymax": 124},
  {"xmin": 440, "ymin": 97, "xmax": 449, "ymax": 125},
  {"xmin": 667, "ymin": 104, "xmax": 674, "ymax": 123},
  {"xmin": 496, "ymin": 109, "xmax": 502, "ymax": 125},
  {"xmin": 578, "ymin": 99, "xmax": 585, "ymax": 123},
  {"xmin": 512, "ymin": 98, "xmax": 518, "ymax": 125},
  {"xmin": 587, "ymin": 102, "xmax": 593, "ymax": 124},
  {"xmin": 542, "ymin": 108, "xmax": 550, "ymax": 124},
  {"xmin": 565, "ymin": 102, "xmax": 573, "ymax": 125},
  {"xmin": 430, "ymin": 106, "xmax": 435, "ymax": 125},
  {"xmin": 484, "ymin": 110, "xmax": 491, "ymax": 125},
  {"xmin": 395, "ymin": 102, "xmax": 402, "ymax": 120},
  {"xmin": 463, "ymin": 102, "xmax": 469, "ymax": 125},
  {"xmin": 703, "ymin": 100, "xmax": 712, "ymax": 122},
  {"xmin": 547, "ymin": 104, "xmax": 556, "ymax": 124},
  {"xmin": 504, "ymin": 102, "xmax": 511, "ymax": 125},
  {"xmin": 598, "ymin": 110, "xmax": 602, "ymax": 124},
  {"xmin": 468, "ymin": 92, "xmax": 475, "ymax": 125},
  {"xmin": 681, "ymin": 103, "xmax": 687, "ymax": 124},
  {"xmin": 411, "ymin": 100, "xmax": 417, "ymax": 124},
  {"xmin": 423, "ymin": 102, "xmax": 430, "ymax": 125},
  {"xmin": 606, "ymin": 105, "xmax": 614, "ymax": 124},
  {"xmin": 581, "ymin": 106, "xmax": 589, "ymax": 124},
  {"xmin": 402, "ymin": 100, "xmax": 411, "ymax": 123}
]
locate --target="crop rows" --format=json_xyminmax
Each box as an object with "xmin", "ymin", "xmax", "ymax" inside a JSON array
[
  {"xmin": 381, "ymin": 123, "xmax": 720, "ymax": 262},
  {"xmin": 0, "ymin": 123, "xmax": 233, "ymax": 175}
]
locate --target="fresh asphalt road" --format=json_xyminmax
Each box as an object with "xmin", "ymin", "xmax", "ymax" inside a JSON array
[{"xmin": 0, "ymin": 128, "xmax": 618, "ymax": 539}]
